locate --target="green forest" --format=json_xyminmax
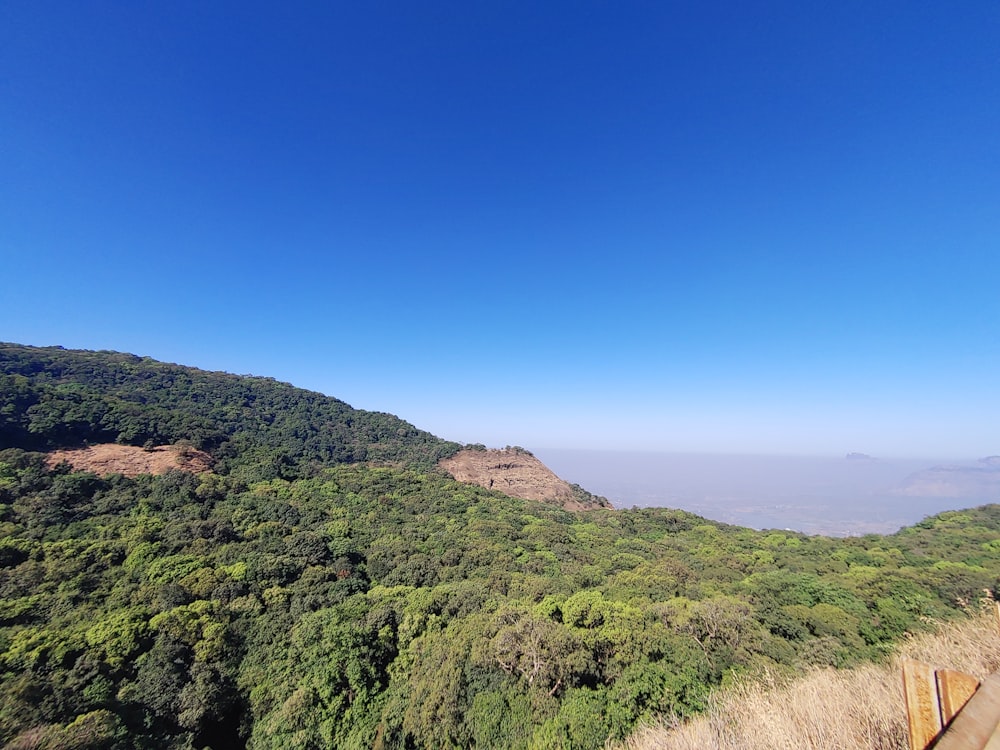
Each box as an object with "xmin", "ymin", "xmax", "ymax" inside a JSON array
[{"xmin": 2, "ymin": 343, "xmax": 998, "ymax": 749}]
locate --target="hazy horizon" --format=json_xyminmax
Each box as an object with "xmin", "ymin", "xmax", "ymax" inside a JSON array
[{"xmin": 534, "ymin": 448, "xmax": 999, "ymax": 536}]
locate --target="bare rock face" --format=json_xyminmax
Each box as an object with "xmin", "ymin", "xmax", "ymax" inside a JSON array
[
  {"xmin": 439, "ymin": 447, "xmax": 611, "ymax": 511},
  {"xmin": 46, "ymin": 443, "xmax": 214, "ymax": 478}
]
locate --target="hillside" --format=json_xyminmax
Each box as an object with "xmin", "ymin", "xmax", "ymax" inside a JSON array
[
  {"xmin": 1, "ymin": 344, "xmax": 999, "ymax": 750},
  {"xmin": 0, "ymin": 343, "xmax": 461, "ymax": 476},
  {"xmin": 619, "ymin": 606, "xmax": 1000, "ymax": 750},
  {"xmin": 2, "ymin": 344, "xmax": 598, "ymax": 513}
]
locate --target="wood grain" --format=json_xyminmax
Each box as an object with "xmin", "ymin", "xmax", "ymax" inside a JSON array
[{"xmin": 903, "ymin": 659, "xmax": 943, "ymax": 750}]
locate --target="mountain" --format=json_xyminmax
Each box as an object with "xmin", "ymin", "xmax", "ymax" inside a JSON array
[
  {"xmin": 0, "ymin": 342, "xmax": 460, "ymax": 476},
  {"xmin": 0, "ymin": 343, "xmax": 603, "ymax": 512},
  {"xmin": 1, "ymin": 343, "xmax": 999, "ymax": 750}
]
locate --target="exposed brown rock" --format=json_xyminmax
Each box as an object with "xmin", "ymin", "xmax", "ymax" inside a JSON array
[
  {"xmin": 46, "ymin": 443, "xmax": 213, "ymax": 478},
  {"xmin": 439, "ymin": 447, "xmax": 612, "ymax": 511}
]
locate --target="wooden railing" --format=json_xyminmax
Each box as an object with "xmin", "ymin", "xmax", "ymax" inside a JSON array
[{"xmin": 903, "ymin": 603, "xmax": 1000, "ymax": 750}]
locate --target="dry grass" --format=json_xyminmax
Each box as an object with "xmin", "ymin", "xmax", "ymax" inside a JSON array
[{"xmin": 616, "ymin": 606, "xmax": 1000, "ymax": 750}]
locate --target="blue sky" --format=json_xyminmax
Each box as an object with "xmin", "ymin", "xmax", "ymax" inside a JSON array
[{"xmin": 2, "ymin": 1, "xmax": 998, "ymax": 458}]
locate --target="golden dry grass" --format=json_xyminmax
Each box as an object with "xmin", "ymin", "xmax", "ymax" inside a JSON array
[{"xmin": 616, "ymin": 606, "xmax": 1000, "ymax": 750}]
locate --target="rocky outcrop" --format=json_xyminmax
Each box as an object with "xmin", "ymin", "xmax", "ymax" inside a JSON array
[
  {"xmin": 439, "ymin": 447, "xmax": 612, "ymax": 510},
  {"xmin": 46, "ymin": 443, "xmax": 214, "ymax": 478}
]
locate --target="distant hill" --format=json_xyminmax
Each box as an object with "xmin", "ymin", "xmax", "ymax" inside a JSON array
[{"xmin": 892, "ymin": 457, "xmax": 1000, "ymax": 499}]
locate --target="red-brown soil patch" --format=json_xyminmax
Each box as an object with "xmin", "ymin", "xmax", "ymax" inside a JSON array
[
  {"xmin": 46, "ymin": 444, "xmax": 213, "ymax": 478},
  {"xmin": 439, "ymin": 448, "xmax": 611, "ymax": 510}
]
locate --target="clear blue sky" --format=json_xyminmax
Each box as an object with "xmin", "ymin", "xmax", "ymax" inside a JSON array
[{"xmin": 2, "ymin": 1, "xmax": 998, "ymax": 458}]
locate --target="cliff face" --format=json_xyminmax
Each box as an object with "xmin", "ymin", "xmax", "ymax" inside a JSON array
[{"xmin": 439, "ymin": 447, "xmax": 612, "ymax": 510}]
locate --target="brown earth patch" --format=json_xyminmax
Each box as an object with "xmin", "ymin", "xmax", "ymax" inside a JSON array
[
  {"xmin": 46, "ymin": 443, "xmax": 214, "ymax": 478},
  {"xmin": 439, "ymin": 448, "xmax": 611, "ymax": 511}
]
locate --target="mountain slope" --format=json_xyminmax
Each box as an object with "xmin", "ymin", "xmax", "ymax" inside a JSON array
[
  {"xmin": 0, "ymin": 343, "xmax": 460, "ymax": 477},
  {"xmin": 618, "ymin": 607, "xmax": 1000, "ymax": 750}
]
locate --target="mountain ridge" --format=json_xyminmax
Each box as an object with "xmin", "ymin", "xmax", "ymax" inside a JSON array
[
  {"xmin": 2, "ymin": 342, "xmax": 602, "ymax": 512},
  {"xmin": 0, "ymin": 341, "xmax": 459, "ymax": 475}
]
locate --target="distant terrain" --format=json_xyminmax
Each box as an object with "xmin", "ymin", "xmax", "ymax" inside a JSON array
[{"xmin": 891, "ymin": 457, "xmax": 1000, "ymax": 499}]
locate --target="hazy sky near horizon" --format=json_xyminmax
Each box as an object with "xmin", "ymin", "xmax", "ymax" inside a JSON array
[{"xmin": 2, "ymin": 2, "xmax": 998, "ymax": 458}]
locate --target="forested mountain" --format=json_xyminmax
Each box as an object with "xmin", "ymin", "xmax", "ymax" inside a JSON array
[
  {"xmin": 0, "ymin": 343, "xmax": 460, "ymax": 477},
  {"xmin": 1, "ymin": 344, "xmax": 998, "ymax": 749}
]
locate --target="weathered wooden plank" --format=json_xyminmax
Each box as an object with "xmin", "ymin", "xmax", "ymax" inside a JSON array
[
  {"xmin": 903, "ymin": 659, "xmax": 944, "ymax": 750},
  {"xmin": 933, "ymin": 674, "xmax": 1000, "ymax": 750},
  {"xmin": 938, "ymin": 669, "xmax": 981, "ymax": 725},
  {"xmin": 982, "ymin": 721, "xmax": 1000, "ymax": 750}
]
